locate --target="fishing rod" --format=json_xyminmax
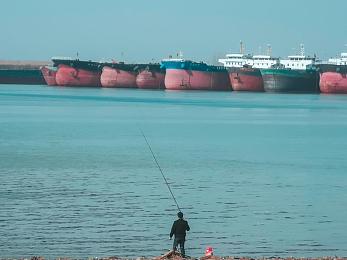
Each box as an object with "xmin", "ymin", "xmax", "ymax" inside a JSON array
[{"xmin": 139, "ymin": 128, "xmax": 182, "ymax": 213}]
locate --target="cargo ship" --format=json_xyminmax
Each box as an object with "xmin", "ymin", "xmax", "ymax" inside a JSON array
[
  {"xmin": 40, "ymin": 66, "xmax": 58, "ymax": 86},
  {"xmin": 54, "ymin": 57, "xmax": 102, "ymax": 87},
  {"xmin": 218, "ymin": 43, "xmax": 278, "ymax": 91},
  {"xmin": 318, "ymin": 53, "xmax": 347, "ymax": 94},
  {"xmin": 0, "ymin": 61, "xmax": 47, "ymax": 85},
  {"xmin": 100, "ymin": 62, "xmax": 140, "ymax": 88},
  {"xmin": 260, "ymin": 45, "xmax": 319, "ymax": 93},
  {"xmin": 161, "ymin": 58, "xmax": 230, "ymax": 91},
  {"xmin": 136, "ymin": 64, "xmax": 165, "ymax": 89}
]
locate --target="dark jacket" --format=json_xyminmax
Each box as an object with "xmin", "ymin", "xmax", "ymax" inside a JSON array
[{"xmin": 170, "ymin": 219, "xmax": 190, "ymax": 239}]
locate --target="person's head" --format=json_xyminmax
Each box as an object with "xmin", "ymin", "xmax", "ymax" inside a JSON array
[{"xmin": 177, "ymin": 211, "xmax": 183, "ymax": 219}]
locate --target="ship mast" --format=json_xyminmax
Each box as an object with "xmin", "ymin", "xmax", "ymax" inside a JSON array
[
  {"xmin": 300, "ymin": 43, "xmax": 305, "ymax": 56},
  {"xmin": 178, "ymin": 51, "xmax": 183, "ymax": 59},
  {"xmin": 267, "ymin": 44, "xmax": 272, "ymax": 56},
  {"xmin": 240, "ymin": 41, "xmax": 245, "ymax": 54}
]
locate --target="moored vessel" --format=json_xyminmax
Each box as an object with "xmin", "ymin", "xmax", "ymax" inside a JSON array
[
  {"xmin": 54, "ymin": 57, "xmax": 102, "ymax": 87},
  {"xmin": 136, "ymin": 64, "xmax": 165, "ymax": 89},
  {"xmin": 100, "ymin": 63, "xmax": 138, "ymax": 88},
  {"xmin": 218, "ymin": 43, "xmax": 278, "ymax": 91},
  {"xmin": 261, "ymin": 67, "xmax": 319, "ymax": 93},
  {"xmin": 260, "ymin": 45, "xmax": 319, "ymax": 93},
  {"xmin": 0, "ymin": 61, "xmax": 46, "ymax": 85},
  {"xmin": 40, "ymin": 66, "xmax": 57, "ymax": 86},
  {"xmin": 227, "ymin": 66, "xmax": 264, "ymax": 91},
  {"xmin": 318, "ymin": 53, "xmax": 347, "ymax": 94},
  {"xmin": 161, "ymin": 58, "xmax": 230, "ymax": 91}
]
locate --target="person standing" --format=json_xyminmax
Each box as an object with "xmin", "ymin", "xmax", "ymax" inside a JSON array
[{"xmin": 170, "ymin": 212, "xmax": 190, "ymax": 257}]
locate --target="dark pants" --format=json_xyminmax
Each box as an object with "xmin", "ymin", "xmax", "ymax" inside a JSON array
[{"xmin": 173, "ymin": 237, "xmax": 186, "ymax": 257}]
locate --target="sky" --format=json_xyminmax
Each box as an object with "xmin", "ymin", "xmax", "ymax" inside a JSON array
[{"xmin": 0, "ymin": 0, "xmax": 346, "ymax": 63}]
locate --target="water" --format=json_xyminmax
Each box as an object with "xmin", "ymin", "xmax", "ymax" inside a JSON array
[{"xmin": 1, "ymin": 85, "xmax": 347, "ymax": 258}]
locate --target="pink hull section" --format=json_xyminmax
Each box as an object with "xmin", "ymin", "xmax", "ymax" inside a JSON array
[
  {"xmin": 229, "ymin": 72, "xmax": 264, "ymax": 91},
  {"xmin": 40, "ymin": 66, "xmax": 57, "ymax": 86},
  {"xmin": 101, "ymin": 66, "xmax": 137, "ymax": 88},
  {"xmin": 164, "ymin": 69, "xmax": 230, "ymax": 91},
  {"xmin": 56, "ymin": 64, "xmax": 101, "ymax": 87},
  {"xmin": 136, "ymin": 70, "xmax": 165, "ymax": 89},
  {"xmin": 320, "ymin": 72, "xmax": 347, "ymax": 93}
]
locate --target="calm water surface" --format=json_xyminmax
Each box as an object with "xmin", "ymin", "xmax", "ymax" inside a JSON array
[{"xmin": 0, "ymin": 85, "xmax": 347, "ymax": 258}]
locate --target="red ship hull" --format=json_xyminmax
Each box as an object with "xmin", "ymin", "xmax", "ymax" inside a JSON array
[
  {"xmin": 319, "ymin": 71, "xmax": 347, "ymax": 94},
  {"xmin": 229, "ymin": 67, "xmax": 264, "ymax": 91},
  {"xmin": 55, "ymin": 64, "xmax": 101, "ymax": 87},
  {"xmin": 164, "ymin": 69, "xmax": 230, "ymax": 90},
  {"xmin": 101, "ymin": 66, "xmax": 137, "ymax": 88},
  {"xmin": 40, "ymin": 66, "xmax": 57, "ymax": 86},
  {"xmin": 136, "ymin": 70, "xmax": 165, "ymax": 89}
]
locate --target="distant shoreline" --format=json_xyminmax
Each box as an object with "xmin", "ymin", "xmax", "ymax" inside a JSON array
[
  {"xmin": 0, "ymin": 60, "xmax": 50, "ymax": 65},
  {"xmin": 0, "ymin": 60, "xmax": 50, "ymax": 70}
]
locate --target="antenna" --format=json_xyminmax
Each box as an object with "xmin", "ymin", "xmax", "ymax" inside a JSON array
[
  {"xmin": 179, "ymin": 51, "xmax": 183, "ymax": 58},
  {"xmin": 300, "ymin": 43, "xmax": 305, "ymax": 56},
  {"xmin": 240, "ymin": 40, "xmax": 244, "ymax": 54},
  {"xmin": 258, "ymin": 46, "xmax": 262, "ymax": 55},
  {"xmin": 267, "ymin": 44, "xmax": 272, "ymax": 56}
]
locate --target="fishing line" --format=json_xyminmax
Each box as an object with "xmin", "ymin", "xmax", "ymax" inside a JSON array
[{"xmin": 139, "ymin": 128, "xmax": 181, "ymax": 212}]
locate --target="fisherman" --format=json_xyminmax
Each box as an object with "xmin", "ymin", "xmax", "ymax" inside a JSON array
[{"xmin": 170, "ymin": 211, "xmax": 190, "ymax": 257}]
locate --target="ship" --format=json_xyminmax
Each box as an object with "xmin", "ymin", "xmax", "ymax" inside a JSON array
[
  {"xmin": 0, "ymin": 61, "xmax": 47, "ymax": 85},
  {"xmin": 318, "ymin": 53, "xmax": 347, "ymax": 94},
  {"xmin": 40, "ymin": 66, "xmax": 58, "ymax": 86},
  {"xmin": 136, "ymin": 64, "xmax": 165, "ymax": 89},
  {"xmin": 260, "ymin": 44, "xmax": 320, "ymax": 93},
  {"xmin": 54, "ymin": 57, "xmax": 102, "ymax": 87},
  {"xmin": 218, "ymin": 42, "xmax": 278, "ymax": 91},
  {"xmin": 161, "ymin": 58, "xmax": 230, "ymax": 91},
  {"xmin": 100, "ymin": 62, "xmax": 138, "ymax": 88}
]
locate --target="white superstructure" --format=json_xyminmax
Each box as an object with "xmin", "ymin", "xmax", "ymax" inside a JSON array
[
  {"xmin": 218, "ymin": 42, "xmax": 278, "ymax": 69},
  {"xmin": 218, "ymin": 54, "xmax": 278, "ymax": 69},
  {"xmin": 280, "ymin": 55, "xmax": 315, "ymax": 70},
  {"xmin": 218, "ymin": 53, "xmax": 250, "ymax": 68},
  {"xmin": 279, "ymin": 44, "xmax": 315, "ymax": 70},
  {"xmin": 328, "ymin": 53, "xmax": 347, "ymax": 65},
  {"xmin": 252, "ymin": 55, "xmax": 278, "ymax": 69}
]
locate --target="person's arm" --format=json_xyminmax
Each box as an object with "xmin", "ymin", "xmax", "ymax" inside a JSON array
[
  {"xmin": 170, "ymin": 222, "xmax": 176, "ymax": 238},
  {"xmin": 186, "ymin": 221, "xmax": 190, "ymax": 231}
]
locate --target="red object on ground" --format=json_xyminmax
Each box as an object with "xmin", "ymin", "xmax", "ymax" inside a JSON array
[
  {"xmin": 164, "ymin": 69, "xmax": 230, "ymax": 91},
  {"xmin": 319, "ymin": 71, "xmax": 347, "ymax": 93},
  {"xmin": 229, "ymin": 67, "xmax": 264, "ymax": 91},
  {"xmin": 136, "ymin": 70, "xmax": 165, "ymax": 89},
  {"xmin": 205, "ymin": 247, "xmax": 214, "ymax": 256},
  {"xmin": 55, "ymin": 64, "xmax": 101, "ymax": 87},
  {"xmin": 40, "ymin": 66, "xmax": 57, "ymax": 86},
  {"xmin": 101, "ymin": 66, "xmax": 137, "ymax": 88}
]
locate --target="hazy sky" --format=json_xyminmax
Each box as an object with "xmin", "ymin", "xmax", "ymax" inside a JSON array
[{"xmin": 0, "ymin": 0, "xmax": 346, "ymax": 63}]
